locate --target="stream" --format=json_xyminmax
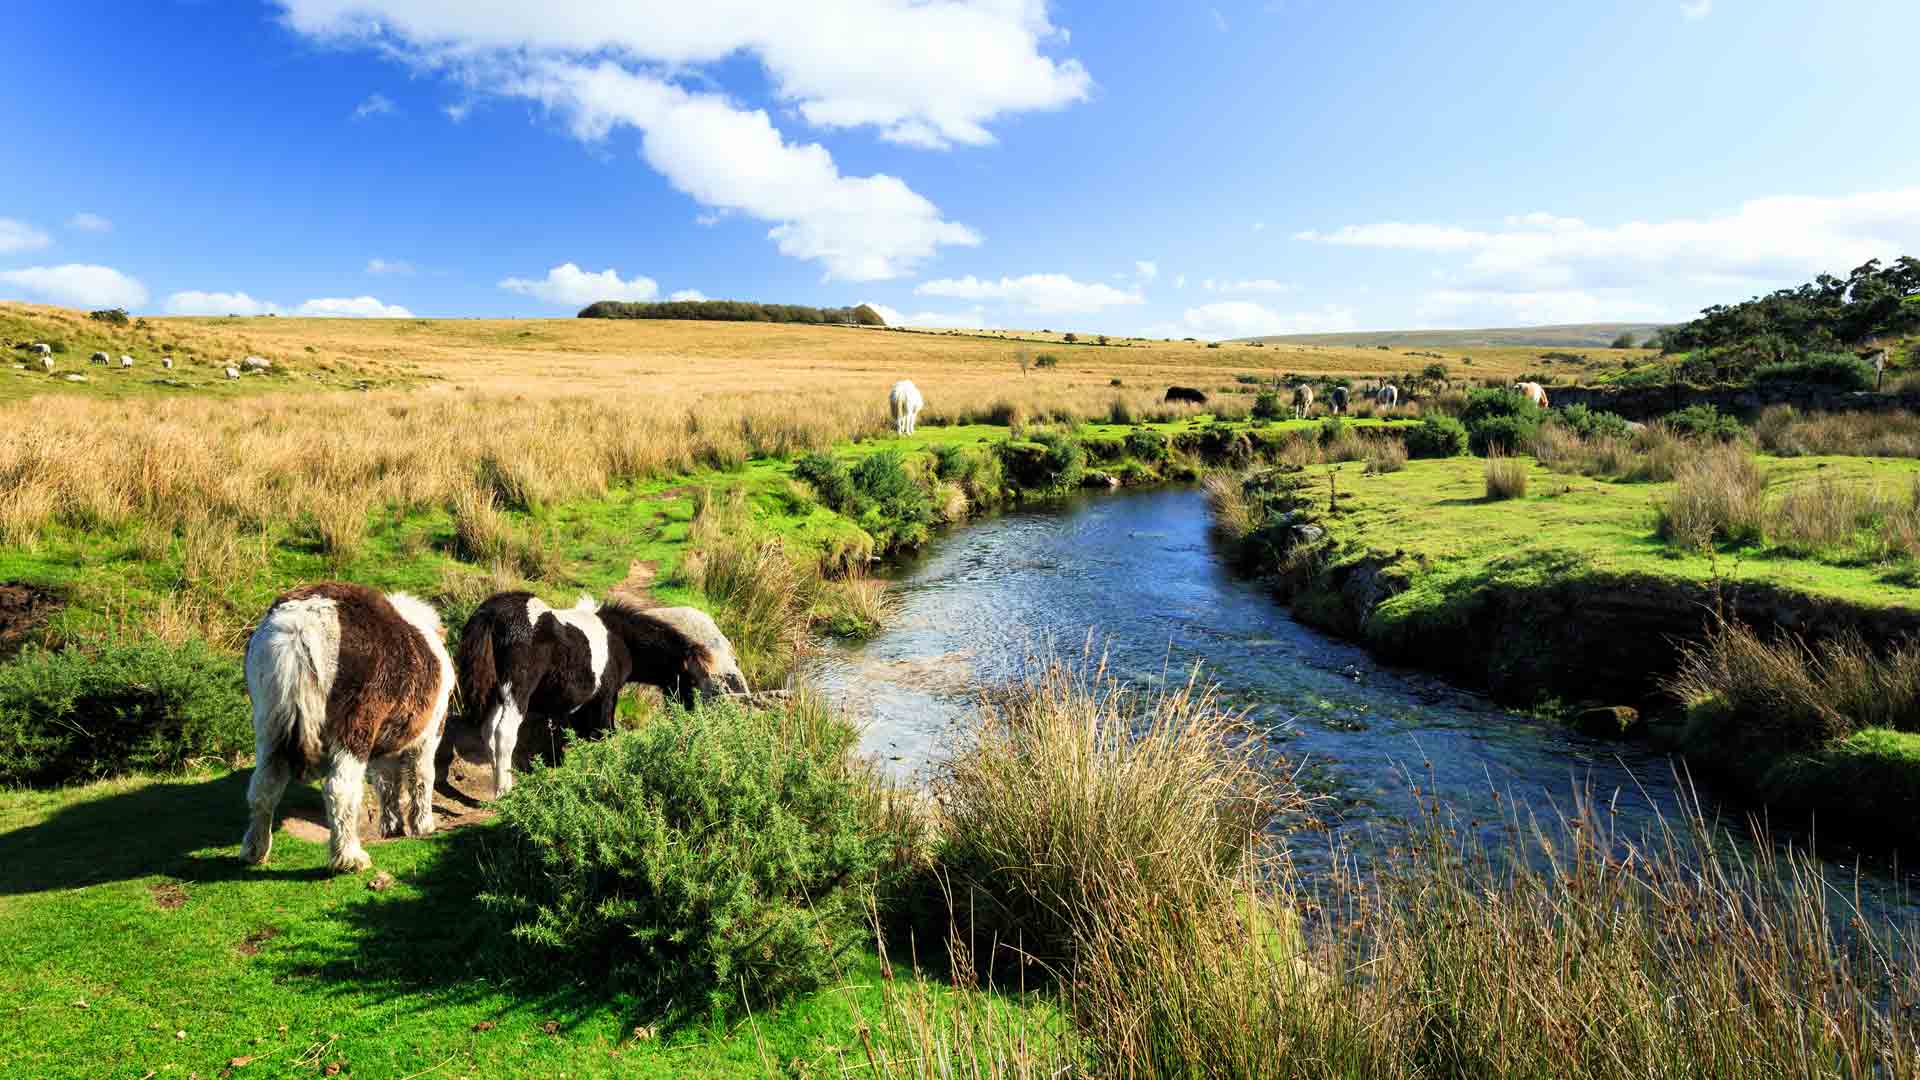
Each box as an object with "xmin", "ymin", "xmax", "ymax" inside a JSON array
[{"xmin": 809, "ymin": 485, "xmax": 1916, "ymax": 908}]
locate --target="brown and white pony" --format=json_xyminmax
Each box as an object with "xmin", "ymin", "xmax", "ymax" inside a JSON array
[
  {"xmin": 453, "ymin": 593, "xmax": 749, "ymax": 795},
  {"xmin": 1514, "ymin": 381, "xmax": 1550, "ymax": 409},
  {"xmin": 240, "ymin": 583, "xmax": 455, "ymax": 873}
]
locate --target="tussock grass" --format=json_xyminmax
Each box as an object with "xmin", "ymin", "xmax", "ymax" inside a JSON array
[
  {"xmin": 1483, "ymin": 450, "xmax": 1528, "ymax": 500},
  {"xmin": 1667, "ymin": 618, "xmax": 1920, "ymax": 750},
  {"xmin": 1757, "ymin": 405, "xmax": 1920, "ymax": 458},
  {"xmin": 1203, "ymin": 472, "xmax": 1254, "ymax": 542},
  {"xmin": 1364, "ymin": 435, "xmax": 1408, "ymax": 474},
  {"xmin": 1655, "ymin": 442, "xmax": 1767, "ymax": 547}
]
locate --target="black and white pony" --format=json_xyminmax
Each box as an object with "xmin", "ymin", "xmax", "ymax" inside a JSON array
[
  {"xmin": 453, "ymin": 593, "xmax": 750, "ymax": 795},
  {"xmin": 241, "ymin": 583, "xmax": 456, "ymax": 873}
]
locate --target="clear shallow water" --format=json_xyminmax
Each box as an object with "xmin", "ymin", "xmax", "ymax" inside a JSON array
[{"xmin": 810, "ymin": 485, "xmax": 1916, "ymax": 908}]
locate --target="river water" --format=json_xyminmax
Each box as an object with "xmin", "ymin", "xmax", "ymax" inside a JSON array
[{"xmin": 809, "ymin": 485, "xmax": 1915, "ymax": 906}]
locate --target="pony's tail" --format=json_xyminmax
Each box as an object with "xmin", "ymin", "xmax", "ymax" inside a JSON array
[
  {"xmin": 453, "ymin": 609, "xmax": 500, "ymax": 729},
  {"xmin": 245, "ymin": 599, "xmax": 333, "ymax": 780}
]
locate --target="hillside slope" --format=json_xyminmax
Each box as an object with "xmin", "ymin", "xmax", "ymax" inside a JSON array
[{"xmin": 1241, "ymin": 323, "xmax": 1670, "ymax": 349}]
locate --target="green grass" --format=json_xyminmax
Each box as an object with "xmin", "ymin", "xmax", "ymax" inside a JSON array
[{"xmin": 0, "ymin": 767, "xmax": 1046, "ymax": 1079}]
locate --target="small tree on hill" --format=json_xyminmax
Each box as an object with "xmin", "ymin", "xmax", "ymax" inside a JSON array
[{"xmin": 1611, "ymin": 331, "xmax": 1637, "ymax": 349}]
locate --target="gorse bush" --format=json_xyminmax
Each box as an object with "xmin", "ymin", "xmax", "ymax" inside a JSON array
[
  {"xmin": 1404, "ymin": 416, "xmax": 1468, "ymax": 458},
  {"xmin": 1125, "ymin": 427, "xmax": 1170, "ymax": 464},
  {"xmin": 1754, "ymin": 352, "xmax": 1874, "ymax": 390},
  {"xmin": 795, "ymin": 450, "xmax": 933, "ymax": 550},
  {"xmin": 1662, "ymin": 403, "xmax": 1745, "ymax": 441},
  {"xmin": 1250, "ymin": 391, "xmax": 1285, "ymax": 421},
  {"xmin": 1552, "ymin": 403, "xmax": 1631, "ymax": 440},
  {"xmin": 0, "ymin": 639, "xmax": 248, "ymax": 786},
  {"xmin": 996, "ymin": 430, "xmax": 1086, "ymax": 492},
  {"xmin": 1459, "ymin": 388, "xmax": 1542, "ymax": 455},
  {"xmin": 477, "ymin": 699, "xmax": 885, "ymax": 1023}
]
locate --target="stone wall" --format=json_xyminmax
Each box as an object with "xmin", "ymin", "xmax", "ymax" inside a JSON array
[{"xmin": 1545, "ymin": 382, "xmax": 1920, "ymax": 420}]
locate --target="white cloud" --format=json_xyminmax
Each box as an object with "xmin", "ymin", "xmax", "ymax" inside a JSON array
[
  {"xmin": 294, "ymin": 295, "xmax": 414, "ymax": 317},
  {"xmin": 1298, "ymin": 188, "xmax": 1920, "ymax": 293},
  {"xmin": 443, "ymin": 101, "xmax": 472, "ymax": 123},
  {"xmin": 366, "ymin": 257, "xmax": 414, "ymax": 275},
  {"xmin": 1210, "ymin": 7, "xmax": 1228, "ymax": 31},
  {"xmin": 1681, "ymin": 0, "xmax": 1712, "ymax": 19},
  {"xmin": 66, "ymin": 212, "xmax": 112, "ymax": 233},
  {"xmin": 1134, "ymin": 260, "xmax": 1158, "ymax": 281},
  {"xmin": 278, "ymin": 1, "xmax": 1089, "ymax": 150},
  {"xmin": 166, "ymin": 290, "xmax": 281, "ymax": 316},
  {"xmin": 863, "ymin": 301, "xmax": 989, "ymax": 329},
  {"xmin": 354, "ymin": 92, "xmax": 397, "ymax": 119},
  {"xmin": 1414, "ymin": 289, "xmax": 1668, "ymax": 328},
  {"xmin": 1179, "ymin": 301, "xmax": 1358, "ymax": 340},
  {"xmin": 0, "ymin": 218, "xmax": 51, "ymax": 255},
  {"xmin": 915, "ymin": 273, "xmax": 1142, "ymax": 313},
  {"xmin": 1173, "ymin": 274, "xmax": 1187, "ymax": 289},
  {"xmin": 1214, "ymin": 278, "xmax": 1295, "ymax": 294},
  {"xmin": 1251, "ymin": 221, "xmax": 1266, "ymax": 233},
  {"xmin": 498, "ymin": 262, "xmax": 660, "ymax": 307},
  {"xmin": 669, "ymin": 288, "xmax": 707, "ymax": 301},
  {"xmin": 0, "ymin": 264, "xmax": 148, "ymax": 308}
]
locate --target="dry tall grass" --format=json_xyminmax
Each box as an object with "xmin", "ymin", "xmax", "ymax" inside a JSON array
[
  {"xmin": 1483, "ymin": 450, "xmax": 1528, "ymax": 500},
  {"xmin": 1667, "ymin": 618, "xmax": 1920, "ymax": 749},
  {"xmin": 1654, "ymin": 442, "xmax": 1768, "ymax": 547},
  {"xmin": 1755, "ymin": 405, "xmax": 1920, "ymax": 458}
]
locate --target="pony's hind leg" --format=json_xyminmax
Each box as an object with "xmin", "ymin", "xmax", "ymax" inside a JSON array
[
  {"xmin": 370, "ymin": 758, "xmax": 406, "ymax": 839},
  {"xmin": 403, "ymin": 729, "xmax": 439, "ymax": 837},
  {"xmin": 321, "ymin": 750, "xmax": 374, "ymax": 873},
  {"xmin": 239, "ymin": 737, "xmax": 290, "ymax": 865}
]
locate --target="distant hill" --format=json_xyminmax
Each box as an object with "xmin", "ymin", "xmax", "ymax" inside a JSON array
[{"xmin": 1237, "ymin": 323, "xmax": 1671, "ymax": 349}]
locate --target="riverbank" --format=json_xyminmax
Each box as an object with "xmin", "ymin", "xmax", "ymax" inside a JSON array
[{"xmin": 1208, "ymin": 451, "xmax": 1920, "ymax": 844}]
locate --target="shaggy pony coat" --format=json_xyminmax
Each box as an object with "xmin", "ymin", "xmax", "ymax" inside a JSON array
[
  {"xmin": 889, "ymin": 379, "xmax": 925, "ymax": 436},
  {"xmin": 240, "ymin": 583, "xmax": 454, "ymax": 873},
  {"xmin": 453, "ymin": 593, "xmax": 749, "ymax": 795}
]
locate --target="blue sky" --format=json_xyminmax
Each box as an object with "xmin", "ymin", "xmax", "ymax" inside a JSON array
[{"xmin": 4, "ymin": 0, "xmax": 1918, "ymax": 337}]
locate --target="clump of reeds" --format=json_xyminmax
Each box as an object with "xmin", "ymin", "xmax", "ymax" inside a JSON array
[
  {"xmin": 1364, "ymin": 436, "xmax": 1408, "ymax": 474},
  {"xmin": 1666, "ymin": 617, "xmax": 1920, "ymax": 749},
  {"xmin": 1483, "ymin": 450, "xmax": 1528, "ymax": 500},
  {"xmin": 1654, "ymin": 441, "xmax": 1766, "ymax": 547}
]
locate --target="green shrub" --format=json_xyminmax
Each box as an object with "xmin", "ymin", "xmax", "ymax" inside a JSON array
[
  {"xmin": 1459, "ymin": 387, "xmax": 1541, "ymax": 426},
  {"xmin": 477, "ymin": 700, "xmax": 884, "ymax": 1022},
  {"xmin": 0, "ymin": 640, "xmax": 249, "ymax": 787},
  {"xmin": 1663, "ymin": 403, "xmax": 1745, "ymax": 441},
  {"xmin": 1422, "ymin": 361, "xmax": 1450, "ymax": 381},
  {"xmin": 1033, "ymin": 353, "xmax": 1059, "ymax": 369},
  {"xmin": 996, "ymin": 430, "xmax": 1086, "ymax": 492},
  {"xmin": 87, "ymin": 307, "xmax": 130, "ymax": 326},
  {"xmin": 1754, "ymin": 352, "xmax": 1874, "ymax": 391},
  {"xmin": 932, "ymin": 443, "xmax": 980, "ymax": 484},
  {"xmin": 1251, "ymin": 391, "xmax": 1285, "ymax": 421},
  {"xmin": 1553, "ymin": 403, "xmax": 1631, "ymax": 439},
  {"xmin": 1317, "ymin": 416, "xmax": 1348, "ymax": 445},
  {"xmin": 1468, "ymin": 414, "xmax": 1538, "ymax": 456},
  {"xmin": 850, "ymin": 450, "xmax": 934, "ymax": 548},
  {"xmin": 793, "ymin": 453, "xmax": 856, "ymax": 510},
  {"xmin": 1125, "ymin": 428, "xmax": 1170, "ymax": 464},
  {"xmin": 1405, "ymin": 416, "xmax": 1468, "ymax": 458}
]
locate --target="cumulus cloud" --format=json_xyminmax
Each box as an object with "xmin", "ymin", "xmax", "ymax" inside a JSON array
[
  {"xmin": 354, "ymin": 92, "xmax": 397, "ymax": 118},
  {"xmin": 1179, "ymin": 301, "xmax": 1358, "ymax": 340},
  {"xmin": 0, "ymin": 218, "xmax": 51, "ymax": 255},
  {"xmin": 294, "ymin": 295, "xmax": 414, "ymax": 317},
  {"xmin": 668, "ymin": 288, "xmax": 707, "ymax": 301},
  {"xmin": 1212, "ymin": 278, "xmax": 1294, "ymax": 294},
  {"xmin": 278, "ymin": 1, "xmax": 1089, "ymax": 149},
  {"xmin": 863, "ymin": 301, "xmax": 990, "ymax": 329},
  {"xmin": 498, "ymin": 262, "xmax": 660, "ymax": 307},
  {"xmin": 1174, "ymin": 274, "xmax": 1186, "ymax": 289},
  {"xmin": 166, "ymin": 290, "xmax": 281, "ymax": 316},
  {"xmin": 1134, "ymin": 260, "xmax": 1158, "ymax": 281},
  {"xmin": 366, "ymin": 257, "xmax": 414, "ymax": 275},
  {"xmin": 1414, "ymin": 289, "xmax": 1668, "ymax": 328},
  {"xmin": 1297, "ymin": 189, "xmax": 1920, "ymax": 294},
  {"xmin": 443, "ymin": 101, "xmax": 473, "ymax": 123},
  {"xmin": 66, "ymin": 212, "xmax": 112, "ymax": 233},
  {"xmin": 274, "ymin": 1, "xmax": 1083, "ymax": 280},
  {"xmin": 915, "ymin": 273, "xmax": 1142, "ymax": 314},
  {"xmin": 1210, "ymin": 7, "xmax": 1228, "ymax": 30},
  {"xmin": 1681, "ymin": 0, "xmax": 1712, "ymax": 19},
  {"xmin": 0, "ymin": 264, "xmax": 148, "ymax": 308}
]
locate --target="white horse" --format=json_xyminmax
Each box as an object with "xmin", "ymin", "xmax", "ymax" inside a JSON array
[
  {"xmin": 1375, "ymin": 384, "xmax": 1399, "ymax": 409},
  {"xmin": 1513, "ymin": 381, "xmax": 1549, "ymax": 409},
  {"xmin": 890, "ymin": 380, "xmax": 924, "ymax": 436},
  {"xmin": 1291, "ymin": 384, "xmax": 1315, "ymax": 419}
]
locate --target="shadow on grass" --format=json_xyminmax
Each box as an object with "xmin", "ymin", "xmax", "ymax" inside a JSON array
[
  {"xmin": 0, "ymin": 769, "xmax": 336, "ymax": 895},
  {"xmin": 261, "ymin": 824, "xmax": 616, "ymax": 1034}
]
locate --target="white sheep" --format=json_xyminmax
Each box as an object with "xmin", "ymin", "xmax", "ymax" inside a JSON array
[
  {"xmin": 889, "ymin": 379, "xmax": 924, "ymax": 436},
  {"xmin": 225, "ymin": 366, "xmax": 241, "ymax": 380},
  {"xmin": 162, "ymin": 356, "xmax": 174, "ymax": 370},
  {"xmin": 242, "ymin": 355, "xmax": 271, "ymax": 371},
  {"xmin": 120, "ymin": 355, "xmax": 134, "ymax": 368},
  {"xmin": 39, "ymin": 356, "xmax": 54, "ymax": 374}
]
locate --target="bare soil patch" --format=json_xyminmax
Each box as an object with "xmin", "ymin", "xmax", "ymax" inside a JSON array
[
  {"xmin": 149, "ymin": 881, "xmax": 187, "ymax": 910},
  {"xmin": 0, "ymin": 582, "xmax": 60, "ymax": 660},
  {"xmin": 278, "ymin": 744, "xmax": 501, "ymax": 847}
]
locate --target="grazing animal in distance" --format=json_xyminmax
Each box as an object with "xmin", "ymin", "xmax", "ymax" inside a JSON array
[
  {"xmin": 224, "ymin": 366, "xmax": 240, "ymax": 379},
  {"xmin": 1164, "ymin": 385, "xmax": 1208, "ymax": 405},
  {"xmin": 89, "ymin": 351, "xmax": 109, "ymax": 366},
  {"xmin": 38, "ymin": 356, "xmax": 54, "ymax": 374},
  {"xmin": 454, "ymin": 594, "xmax": 750, "ymax": 796},
  {"xmin": 889, "ymin": 379, "xmax": 924, "ymax": 436},
  {"xmin": 162, "ymin": 356, "xmax": 174, "ymax": 370},
  {"xmin": 240, "ymin": 583, "xmax": 454, "ymax": 873},
  {"xmin": 1329, "ymin": 386, "xmax": 1349, "ymax": 415},
  {"xmin": 243, "ymin": 355, "xmax": 272, "ymax": 371},
  {"xmin": 120, "ymin": 355, "xmax": 133, "ymax": 368},
  {"xmin": 1291, "ymin": 384, "xmax": 1315, "ymax": 419},
  {"xmin": 1375, "ymin": 384, "xmax": 1399, "ymax": 409},
  {"xmin": 1513, "ymin": 381, "xmax": 1549, "ymax": 409},
  {"xmin": 29, "ymin": 343, "xmax": 50, "ymax": 357}
]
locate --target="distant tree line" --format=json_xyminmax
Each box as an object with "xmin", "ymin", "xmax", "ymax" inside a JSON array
[{"xmin": 577, "ymin": 299, "xmax": 887, "ymax": 326}]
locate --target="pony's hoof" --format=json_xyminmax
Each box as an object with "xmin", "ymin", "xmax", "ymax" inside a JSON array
[
  {"xmin": 331, "ymin": 849, "xmax": 374, "ymax": 874},
  {"xmin": 240, "ymin": 831, "xmax": 272, "ymax": 865}
]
